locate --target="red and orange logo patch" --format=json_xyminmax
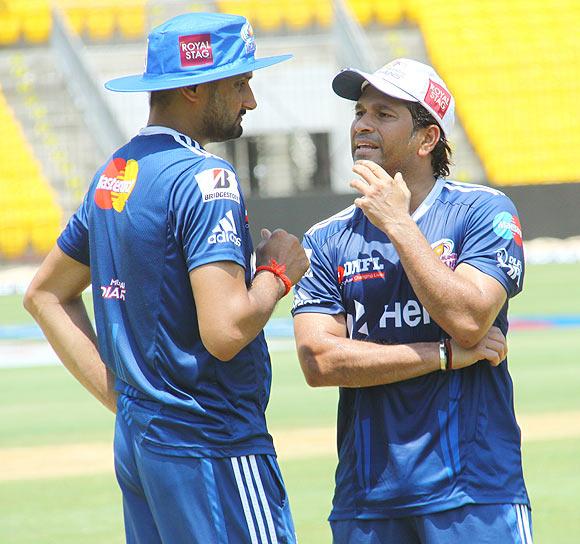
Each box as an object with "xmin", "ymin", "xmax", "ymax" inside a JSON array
[{"xmin": 95, "ymin": 158, "xmax": 139, "ymax": 212}]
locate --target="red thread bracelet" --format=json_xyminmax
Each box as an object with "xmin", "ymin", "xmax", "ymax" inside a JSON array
[
  {"xmin": 255, "ymin": 258, "xmax": 292, "ymax": 297},
  {"xmin": 444, "ymin": 337, "xmax": 453, "ymax": 371}
]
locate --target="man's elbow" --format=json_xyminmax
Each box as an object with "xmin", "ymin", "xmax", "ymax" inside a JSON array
[
  {"xmin": 201, "ymin": 328, "xmax": 246, "ymax": 362},
  {"xmin": 297, "ymin": 347, "xmax": 330, "ymax": 388},
  {"xmin": 449, "ymin": 321, "xmax": 487, "ymax": 349},
  {"xmin": 23, "ymin": 285, "xmax": 41, "ymax": 318}
]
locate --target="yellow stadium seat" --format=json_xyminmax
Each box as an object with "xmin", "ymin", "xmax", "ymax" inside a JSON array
[
  {"xmin": 375, "ymin": 0, "xmax": 403, "ymax": 25},
  {"xmin": 284, "ymin": 1, "xmax": 314, "ymax": 30},
  {"xmin": 0, "ymin": 12, "xmax": 21, "ymax": 45},
  {"xmin": 252, "ymin": 0, "xmax": 283, "ymax": 31},
  {"xmin": 347, "ymin": 0, "xmax": 374, "ymax": 26},
  {"xmin": 117, "ymin": 3, "xmax": 147, "ymax": 40},
  {"xmin": 85, "ymin": 4, "xmax": 116, "ymax": 41},
  {"xmin": 21, "ymin": 11, "xmax": 52, "ymax": 43},
  {"xmin": 313, "ymin": 2, "xmax": 332, "ymax": 28},
  {"xmin": 62, "ymin": 6, "xmax": 86, "ymax": 34},
  {"xmin": 0, "ymin": 228, "xmax": 29, "ymax": 258},
  {"xmin": 216, "ymin": 1, "xmax": 246, "ymax": 16}
]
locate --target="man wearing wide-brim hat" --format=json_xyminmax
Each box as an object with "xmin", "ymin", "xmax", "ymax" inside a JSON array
[{"xmin": 25, "ymin": 12, "xmax": 308, "ymax": 543}]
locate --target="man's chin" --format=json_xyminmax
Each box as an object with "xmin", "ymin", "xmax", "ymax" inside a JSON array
[{"xmin": 352, "ymin": 149, "xmax": 382, "ymax": 162}]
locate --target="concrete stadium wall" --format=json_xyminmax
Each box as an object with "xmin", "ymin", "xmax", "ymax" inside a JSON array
[{"xmin": 246, "ymin": 182, "xmax": 580, "ymax": 241}]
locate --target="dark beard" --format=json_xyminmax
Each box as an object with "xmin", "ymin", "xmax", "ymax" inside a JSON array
[{"xmin": 202, "ymin": 93, "xmax": 243, "ymax": 143}]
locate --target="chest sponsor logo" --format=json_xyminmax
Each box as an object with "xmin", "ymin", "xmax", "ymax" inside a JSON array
[
  {"xmin": 101, "ymin": 278, "xmax": 126, "ymax": 301},
  {"xmin": 424, "ymin": 79, "xmax": 451, "ymax": 119},
  {"xmin": 95, "ymin": 158, "xmax": 138, "ymax": 212},
  {"xmin": 496, "ymin": 248, "xmax": 522, "ymax": 287},
  {"xmin": 431, "ymin": 238, "xmax": 457, "ymax": 270},
  {"xmin": 195, "ymin": 168, "xmax": 240, "ymax": 204},
  {"xmin": 338, "ymin": 257, "xmax": 385, "ymax": 284},
  {"xmin": 380, "ymin": 299, "xmax": 431, "ymax": 328},
  {"xmin": 493, "ymin": 212, "xmax": 523, "ymax": 246},
  {"xmin": 179, "ymin": 33, "xmax": 213, "ymax": 67},
  {"xmin": 208, "ymin": 210, "xmax": 241, "ymax": 246}
]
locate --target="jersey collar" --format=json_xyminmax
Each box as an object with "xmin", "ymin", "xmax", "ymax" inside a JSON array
[
  {"xmin": 138, "ymin": 125, "xmax": 203, "ymax": 150},
  {"xmin": 411, "ymin": 177, "xmax": 445, "ymax": 222}
]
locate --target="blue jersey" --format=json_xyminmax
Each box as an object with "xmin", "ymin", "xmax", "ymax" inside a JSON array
[
  {"xmin": 292, "ymin": 178, "xmax": 529, "ymax": 519},
  {"xmin": 58, "ymin": 126, "xmax": 274, "ymax": 458}
]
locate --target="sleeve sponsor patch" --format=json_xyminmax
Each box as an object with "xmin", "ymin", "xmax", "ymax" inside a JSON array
[{"xmin": 194, "ymin": 168, "xmax": 241, "ymax": 204}]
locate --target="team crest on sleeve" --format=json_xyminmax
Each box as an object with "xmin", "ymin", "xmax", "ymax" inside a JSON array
[
  {"xmin": 95, "ymin": 158, "xmax": 139, "ymax": 212},
  {"xmin": 431, "ymin": 239, "xmax": 457, "ymax": 270},
  {"xmin": 194, "ymin": 168, "xmax": 240, "ymax": 204}
]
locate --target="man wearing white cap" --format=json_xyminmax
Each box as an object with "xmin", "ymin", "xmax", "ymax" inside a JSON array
[
  {"xmin": 25, "ymin": 12, "xmax": 307, "ymax": 543},
  {"xmin": 292, "ymin": 59, "xmax": 532, "ymax": 543}
]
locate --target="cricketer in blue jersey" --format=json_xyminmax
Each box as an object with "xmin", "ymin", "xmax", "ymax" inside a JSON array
[
  {"xmin": 24, "ymin": 13, "xmax": 308, "ymax": 544},
  {"xmin": 292, "ymin": 59, "xmax": 533, "ymax": 543}
]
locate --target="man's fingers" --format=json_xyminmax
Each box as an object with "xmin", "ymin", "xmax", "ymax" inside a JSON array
[
  {"xmin": 261, "ymin": 228, "xmax": 272, "ymax": 240},
  {"xmin": 354, "ymin": 160, "xmax": 389, "ymax": 176},
  {"xmin": 352, "ymin": 161, "xmax": 391, "ymax": 184},
  {"xmin": 350, "ymin": 178, "xmax": 370, "ymax": 195},
  {"xmin": 483, "ymin": 341, "xmax": 506, "ymax": 366},
  {"xmin": 353, "ymin": 197, "xmax": 366, "ymax": 209}
]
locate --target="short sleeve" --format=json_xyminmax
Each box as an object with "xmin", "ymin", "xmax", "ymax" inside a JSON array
[
  {"xmin": 292, "ymin": 232, "xmax": 344, "ymax": 315},
  {"xmin": 57, "ymin": 193, "xmax": 90, "ymax": 266},
  {"xmin": 170, "ymin": 161, "xmax": 246, "ymax": 272},
  {"xmin": 456, "ymin": 194, "xmax": 525, "ymax": 299}
]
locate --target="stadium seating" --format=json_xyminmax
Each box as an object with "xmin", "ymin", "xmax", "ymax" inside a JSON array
[
  {"xmin": 413, "ymin": 0, "xmax": 580, "ymax": 184},
  {"xmin": 0, "ymin": 0, "xmax": 148, "ymax": 43},
  {"xmin": 0, "ymin": 88, "xmax": 63, "ymax": 259}
]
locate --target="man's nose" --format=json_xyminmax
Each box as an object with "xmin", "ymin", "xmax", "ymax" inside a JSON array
[
  {"xmin": 243, "ymin": 86, "xmax": 257, "ymax": 111},
  {"xmin": 353, "ymin": 114, "xmax": 374, "ymax": 133}
]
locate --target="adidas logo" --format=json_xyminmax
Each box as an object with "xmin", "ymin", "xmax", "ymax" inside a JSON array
[{"xmin": 207, "ymin": 210, "xmax": 241, "ymax": 246}]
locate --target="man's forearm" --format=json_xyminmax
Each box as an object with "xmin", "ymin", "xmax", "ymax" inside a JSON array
[
  {"xmin": 25, "ymin": 294, "xmax": 117, "ymax": 413},
  {"xmin": 299, "ymin": 334, "xmax": 440, "ymax": 388},
  {"xmin": 384, "ymin": 217, "xmax": 501, "ymax": 346}
]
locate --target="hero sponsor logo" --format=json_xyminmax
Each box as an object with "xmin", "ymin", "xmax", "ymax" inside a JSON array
[
  {"xmin": 493, "ymin": 212, "xmax": 522, "ymax": 246},
  {"xmin": 431, "ymin": 238, "xmax": 457, "ymax": 270},
  {"xmin": 208, "ymin": 210, "xmax": 241, "ymax": 246},
  {"xmin": 496, "ymin": 248, "xmax": 522, "ymax": 287},
  {"xmin": 380, "ymin": 299, "xmax": 431, "ymax": 328},
  {"xmin": 338, "ymin": 257, "xmax": 385, "ymax": 285},
  {"xmin": 179, "ymin": 33, "xmax": 213, "ymax": 67},
  {"xmin": 424, "ymin": 79, "xmax": 451, "ymax": 119},
  {"xmin": 95, "ymin": 158, "xmax": 139, "ymax": 212},
  {"xmin": 101, "ymin": 278, "xmax": 126, "ymax": 301},
  {"xmin": 195, "ymin": 168, "xmax": 241, "ymax": 204}
]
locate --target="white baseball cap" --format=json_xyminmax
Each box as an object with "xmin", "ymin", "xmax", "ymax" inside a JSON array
[{"xmin": 332, "ymin": 58, "xmax": 455, "ymax": 137}]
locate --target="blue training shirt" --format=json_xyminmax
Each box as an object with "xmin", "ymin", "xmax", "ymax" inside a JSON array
[
  {"xmin": 292, "ymin": 178, "xmax": 529, "ymax": 519},
  {"xmin": 58, "ymin": 126, "xmax": 274, "ymax": 458}
]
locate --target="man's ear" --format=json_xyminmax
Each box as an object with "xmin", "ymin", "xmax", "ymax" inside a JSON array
[
  {"xmin": 417, "ymin": 124, "xmax": 441, "ymax": 158},
  {"xmin": 179, "ymin": 85, "xmax": 199, "ymax": 104}
]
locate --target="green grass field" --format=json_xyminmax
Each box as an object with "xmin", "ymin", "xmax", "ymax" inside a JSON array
[{"xmin": 1, "ymin": 263, "xmax": 579, "ymax": 543}]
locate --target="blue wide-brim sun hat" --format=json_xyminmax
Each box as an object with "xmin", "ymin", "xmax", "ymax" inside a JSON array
[{"xmin": 105, "ymin": 12, "xmax": 292, "ymax": 92}]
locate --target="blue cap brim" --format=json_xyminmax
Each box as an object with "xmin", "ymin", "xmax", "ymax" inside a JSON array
[{"xmin": 105, "ymin": 54, "xmax": 292, "ymax": 92}]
